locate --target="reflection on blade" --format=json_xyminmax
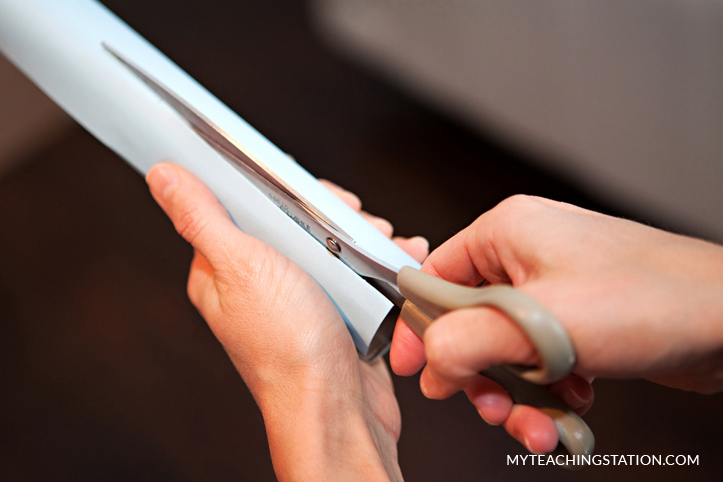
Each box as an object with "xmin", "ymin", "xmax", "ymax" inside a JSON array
[
  {"xmin": 103, "ymin": 43, "xmax": 405, "ymax": 302},
  {"xmin": 102, "ymin": 42, "xmax": 349, "ymax": 238}
]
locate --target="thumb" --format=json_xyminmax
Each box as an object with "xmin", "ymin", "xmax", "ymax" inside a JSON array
[
  {"xmin": 420, "ymin": 306, "xmax": 538, "ymax": 399},
  {"xmin": 146, "ymin": 163, "xmax": 241, "ymax": 268}
]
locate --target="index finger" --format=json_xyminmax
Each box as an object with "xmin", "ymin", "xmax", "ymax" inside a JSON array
[
  {"xmin": 391, "ymin": 209, "xmax": 495, "ymax": 376},
  {"xmin": 391, "ymin": 196, "xmax": 528, "ymax": 374},
  {"xmin": 422, "ymin": 212, "xmax": 504, "ymax": 286},
  {"xmin": 422, "ymin": 195, "xmax": 558, "ymax": 286}
]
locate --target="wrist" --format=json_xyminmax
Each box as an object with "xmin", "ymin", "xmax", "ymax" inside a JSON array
[{"xmin": 256, "ymin": 367, "xmax": 401, "ymax": 482}]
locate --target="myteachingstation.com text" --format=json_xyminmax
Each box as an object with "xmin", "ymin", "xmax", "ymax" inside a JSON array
[{"xmin": 507, "ymin": 454, "xmax": 699, "ymax": 467}]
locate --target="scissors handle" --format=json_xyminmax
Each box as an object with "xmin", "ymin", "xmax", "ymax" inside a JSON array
[{"xmin": 397, "ymin": 267, "xmax": 594, "ymax": 464}]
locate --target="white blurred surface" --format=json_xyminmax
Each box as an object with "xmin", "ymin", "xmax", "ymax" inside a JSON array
[{"xmin": 313, "ymin": 0, "xmax": 723, "ymax": 241}]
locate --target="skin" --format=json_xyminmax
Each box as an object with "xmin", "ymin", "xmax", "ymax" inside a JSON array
[
  {"xmin": 391, "ymin": 194, "xmax": 723, "ymax": 452},
  {"xmin": 146, "ymin": 163, "xmax": 418, "ymax": 481},
  {"xmin": 146, "ymin": 164, "xmax": 723, "ymax": 479}
]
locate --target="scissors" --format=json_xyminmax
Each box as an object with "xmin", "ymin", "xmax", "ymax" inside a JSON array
[{"xmin": 103, "ymin": 43, "xmax": 594, "ymax": 464}]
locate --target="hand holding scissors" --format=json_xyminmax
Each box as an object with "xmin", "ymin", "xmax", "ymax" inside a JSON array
[
  {"xmin": 110, "ymin": 40, "xmax": 723, "ymax": 465},
  {"xmin": 105, "ymin": 42, "xmax": 596, "ymax": 463}
]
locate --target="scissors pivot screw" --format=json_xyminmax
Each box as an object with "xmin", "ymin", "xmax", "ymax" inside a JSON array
[{"xmin": 326, "ymin": 237, "xmax": 341, "ymax": 254}]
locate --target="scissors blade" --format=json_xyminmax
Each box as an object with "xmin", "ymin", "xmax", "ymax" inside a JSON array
[
  {"xmin": 329, "ymin": 234, "xmax": 406, "ymax": 306},
  {"xmin": 102, "ymin": 42, "xmax": 349, "ymax": 238},
  {"xmin": 103, "ymin": 43, "xmax": 406, "ymax": 301}
]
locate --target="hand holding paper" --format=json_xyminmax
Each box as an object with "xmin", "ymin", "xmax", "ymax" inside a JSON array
[
  {"xmin": 0, "ymin": 0, "xmax": 422, "ymax": 360},
  {"xmin": 146, "ymin": 163, "xmax": 428, "ymax": 482}
]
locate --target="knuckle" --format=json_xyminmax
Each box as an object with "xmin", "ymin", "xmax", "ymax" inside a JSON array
[
  {"xmin": 186, "ymin": 275, "xmax": 202, "ymax": 308},
  {"xmin": 497, "ymin": 194, "xmax": 538, "ymax": 214},
  {"xmin": 425, "ymin": 325, "xmax": 461, "ymax": 377},
  {"xmin": 175, "ymin": 204, "xmax": 207, "ymax": 246},
  {"xmin": 477, "ymin": 194, "xmax": 545, "ymax": 243},
  {"xmin": 218, "ymin": 243, "xmax": 273, "ymax": 292}
]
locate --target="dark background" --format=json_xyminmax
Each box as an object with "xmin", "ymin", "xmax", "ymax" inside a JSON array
[{"xmin": 1, "ymin": 0, "xmax": 720, "ymax": 480}]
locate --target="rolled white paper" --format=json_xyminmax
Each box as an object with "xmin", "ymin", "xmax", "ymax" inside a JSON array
[{"xmin": 0, "ymin": 0, "xmax": 420, "ymax": 356}]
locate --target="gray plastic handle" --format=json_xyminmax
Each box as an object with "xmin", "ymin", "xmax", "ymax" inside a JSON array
[{"xmin": 398, "ymin": 267, "xmax": 594, "ymax": 464}]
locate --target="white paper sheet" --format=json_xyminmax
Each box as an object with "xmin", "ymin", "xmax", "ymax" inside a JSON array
[{"xmin": 0, "ymin": 0, "xmax": 421, "ymax": 355}]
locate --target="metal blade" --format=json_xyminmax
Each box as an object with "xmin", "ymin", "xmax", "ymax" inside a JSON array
[
  {"xmin": 102, "ymin": 42, "xmax": 349, "ymax": 237},
  {"xmin": 103, "ymin": 43, "xmax": 405, "ymax": 303}
]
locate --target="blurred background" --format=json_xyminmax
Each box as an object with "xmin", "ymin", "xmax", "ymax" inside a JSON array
[{"xmin": 1, "ymin": 0, "xmax": 721, "ymax": 480}]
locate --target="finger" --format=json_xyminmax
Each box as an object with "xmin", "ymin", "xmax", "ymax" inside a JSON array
[
  {"xmin": 319, "ymin": 179, "xmax": 362, "ymax": 211},
  {"xmin": 146, "ymin": 163, "xmax": 241, "ymax": 268},
  {"xmin": 361, "ymin": 211, "xmax": 394, "ymax": 238},
  {"xmin": 464, "ymin": 375, "xmax": 513, "ymax": 426},
  {"xmin": 389, "ymin": 234, "xmax": 431, "ymax": 375},
  {"xmin": 548, "ymin": 375, "xmax": 595, "ymax": 416},
  {"xmin": 389, "ymin": 319, "xmax": 426, "ymax": 376},
  {"xmin": 317, "ymin": 179, "xmax": 398, "ymax": 239},
  {"xmin": 422, "ymin": 223, "xmax": 485, "ymax": 286},
  {"xmin": 421, "ymin": 195, "xmax": 556, "ymax": 286},
  {"xmin": 504, "ymin": 405, "xmax": 559, "ymax": 455},
  {"xmin": 187, "ymin": 250, "xmax": 219, "ymax": 318},
  {"xmin": 393, "ymin": 236, "xmax": 429, "ymax": 263},
  {"xmin": 422, "ymin": 195, "xmax": 603, "ymax": 287},
  {"xmin": 420, "ymin": 307, "xmax": 537, "ymax": 399}
]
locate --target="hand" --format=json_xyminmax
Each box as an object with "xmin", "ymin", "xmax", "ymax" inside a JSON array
[
  {"xmin": 390, "ymin": 195, "xmax": 723, "ymax": 454},
  {"xmin": 146, "ymin": 164, "xmax": 428, "ymax": 482}
]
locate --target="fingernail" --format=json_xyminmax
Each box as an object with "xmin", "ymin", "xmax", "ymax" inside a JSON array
[
  {"xmin": 562, "ymin": 387, "xmax": 589, "ymax": 410},
  {"xmin": 477, "ymin": 408, "xmax": 500, "ymax": 426},
  {"xmin": 420, "ymin": 376, "xmax": 430, "ymax": 398},
  {"xmin": 420, "ymin": 374, "xmax": 440, "ymax": 399},
  {"xmin": 371, "ymin": 218, "xmax": 394, "ymax": 236},
  {"xmin": 147, "ymin": 164, "xmax": 179, "ymax": 199},
  {"xmin": 341, "ymin": 192, "xmax": 362, "ymax": 210},
  {"xmin": 413, "ymin": 236, "xmax": 429, "ymax": 251},
  {"xmin": 522, "ymin": 436, "xmax": 538, "ymax": 454}
]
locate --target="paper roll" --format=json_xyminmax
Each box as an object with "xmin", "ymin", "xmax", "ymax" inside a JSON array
[{"xmin": 0, "ymin": 0, "xmax": 420, "ymax": 357}]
